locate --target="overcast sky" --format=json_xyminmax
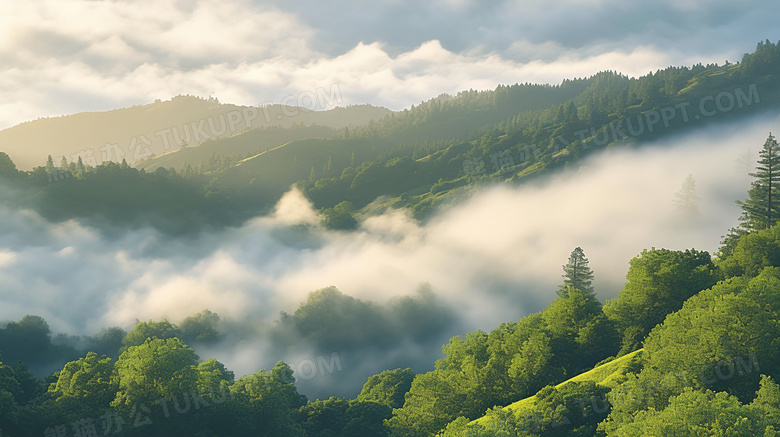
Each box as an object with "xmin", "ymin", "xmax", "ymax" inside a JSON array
[{"xmin": 0, "ymin": 0, "xmax": 777, "ymax": 130}]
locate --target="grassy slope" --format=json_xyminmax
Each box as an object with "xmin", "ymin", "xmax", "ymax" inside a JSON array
[
  {"xmin": 133, "ymin": 125, "xmax": 335, "ymax": 171},
  {"xmin": 471, "ymin": 349, "xmax": 644, "ymax": 427}
]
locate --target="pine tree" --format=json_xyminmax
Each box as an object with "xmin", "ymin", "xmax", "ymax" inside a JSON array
[
  {"xmin": 554, "ymin": 104, "xmax": 565, "ymax": 123},
  {"xmin": 559, "ymin": 247, "xmax": 595, "ymax": 297},
  {"xmin": 673, "ymin": 174, "xmax": 700, "ymax": 218},
  {"xmin": 565, "ymin": 101, "xmax": 579, "ymax": 122},
  {"xmin": 323, "ymin": 154, "xmax": 333, "ymax": 176},
  {"xmin": 737, "ymin": 133, "xmax": 780, "ymax": 231}
]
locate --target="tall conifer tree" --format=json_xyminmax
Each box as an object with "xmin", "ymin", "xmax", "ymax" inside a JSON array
[
  {"xmin": 559, "ymin": 247, "xmax": 595, "ymax": 297},
  {"xmin": 674, "ymin": 174, "xmax": 700, "ymax": 218},
  {"xmin": 737, "ymin": 133, "xmax": 780, "ymax": 231}
]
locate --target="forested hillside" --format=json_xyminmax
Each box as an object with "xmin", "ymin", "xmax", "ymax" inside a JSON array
[{"xmin": 0, "ymin": 41, "xmax": 776, "ymax": 235}]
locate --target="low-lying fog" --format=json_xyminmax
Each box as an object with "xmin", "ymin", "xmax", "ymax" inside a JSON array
[{"xmin": 1, "ymin": 112, "xmax": 777, "ymax": 398}]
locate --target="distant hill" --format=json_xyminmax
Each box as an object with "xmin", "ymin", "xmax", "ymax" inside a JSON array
[
  {"xmin": 0, "ymin": 95, "xmax": 391, "ymax": 170},
  {"xmin": 133, "ymin": 124, "xmax": 336, "ymax": 173},
  {"xmin": 209, "ymin": 55, "xmax": 780, "ymax": 220}
]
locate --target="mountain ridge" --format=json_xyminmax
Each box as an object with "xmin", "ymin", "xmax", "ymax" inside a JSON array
[{"xmin": 0, "ymin": 95, "xmax": 392, "ymax": 170}]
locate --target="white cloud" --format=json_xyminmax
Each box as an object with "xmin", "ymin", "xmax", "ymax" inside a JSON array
[
  {"xmin": 1, "ymin": 0, "xmax": 776, "ymax": 129},
  {"xmin": 0, "ymin": 250, "xmax": 16, "ymax": 266},
  {"xmin": 272, "ymin": 187, "xmax": 321, "ymax": 225}
]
